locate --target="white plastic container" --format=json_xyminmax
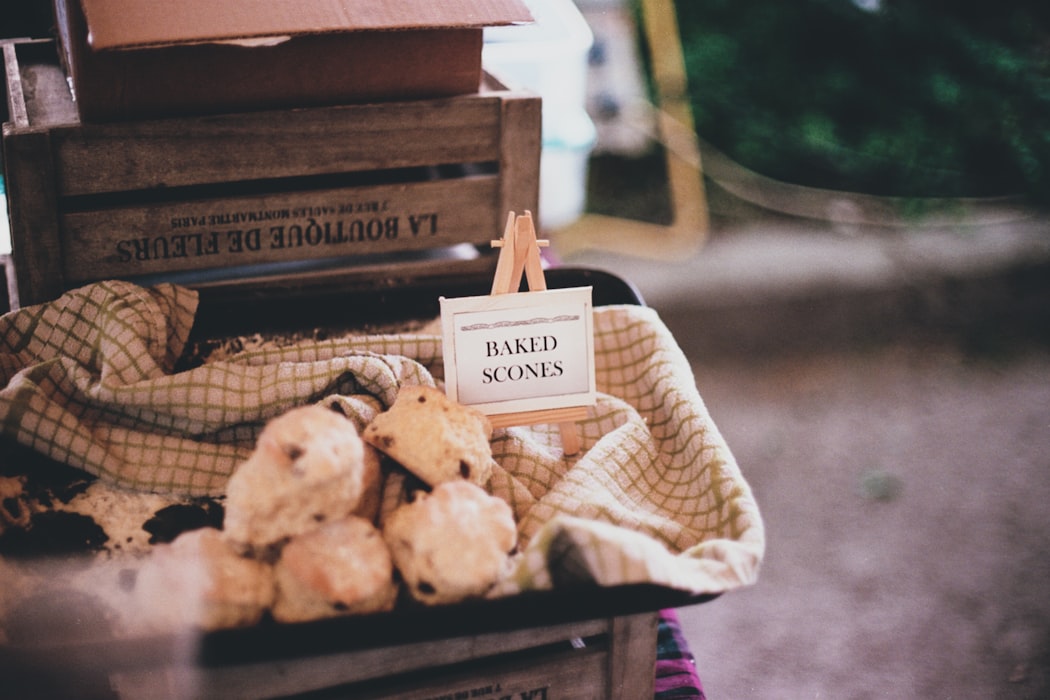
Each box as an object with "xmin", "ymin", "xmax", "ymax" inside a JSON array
[
  {"xmin": 539, "ymin": 109, "xmax": 597, "ymax": 230},
  {"xmin": 485, "ymin": 0, "xmax": 596, "ymax": 230}
]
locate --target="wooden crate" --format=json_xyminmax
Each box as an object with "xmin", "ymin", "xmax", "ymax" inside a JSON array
[
  {"xmin": 1, "ymin": 39, "xmax": 540, "ymax": 309},
  {"xmin": 102, "ymin": 612, "xmax": 660, "ymax": 699},
  {"xmin": 3, "ymin": 606, "xmax": 662, "ymax": 699}
]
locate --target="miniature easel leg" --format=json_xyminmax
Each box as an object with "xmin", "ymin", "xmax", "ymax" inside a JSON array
[
  {"xmin": 559, "ymin": 423, "xmax": 581, "ymax": 456},
  {"xmin": 489, "ymin": 211, "xmax": 583, "ymax": 456}
]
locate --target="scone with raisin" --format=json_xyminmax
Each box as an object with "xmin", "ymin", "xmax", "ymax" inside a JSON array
[
  {"xmin": 363, "ymin": 385, "xmax": 495, "ymax": 488},
  {"xmin": 134, "ymin": 526, "xmax": 274, "ymax": 631},
  {"xmin": 272, "ymin": 516, "xmax": 397, "ymax": 623},
  {"xmin": 354, "ymin": 443, "xmax": 384, "ymax": 524},
  {"xmin": 383, "ymin": 480, "xmax": 516, "ymax": 606},
  {"xmin": 224, "ymin": 404, "xmax": 368, "ymax": 553}
]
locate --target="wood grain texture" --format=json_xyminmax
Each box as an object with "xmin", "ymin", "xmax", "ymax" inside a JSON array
[{"xmin": 2, "ymin": 39, "xmax": 540, "ymax": 307}]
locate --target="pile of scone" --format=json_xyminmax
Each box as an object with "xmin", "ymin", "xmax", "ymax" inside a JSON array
[{"xmin": 134, "ymin": 385, "xmax": 517, "ymax": 630}]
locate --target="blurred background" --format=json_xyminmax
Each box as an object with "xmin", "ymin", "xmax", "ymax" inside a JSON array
[
  {"xmin": 555, "ymin": 2, "xmax": 1050, "ymax": 698},
  {"xmin": 3, "ymin": 0, "xmax": 1050, "ymax": 696}
]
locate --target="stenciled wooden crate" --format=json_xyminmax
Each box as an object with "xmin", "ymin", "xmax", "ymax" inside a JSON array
[
  {"xmin": 1, "ymin": 39, "xmax": 540, "ymax": 309},
  {"xmin": 100, "ymin": 612, "xmax": 661, "ymax": 699},
  {"xmin": 3, "ymin": 578, "xmax": 675, "ymax": 699}
]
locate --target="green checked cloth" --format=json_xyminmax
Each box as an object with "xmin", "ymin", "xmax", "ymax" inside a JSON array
[{"xmin": 0, "ymin": 280, "xmax": 763, "ymax": 596}]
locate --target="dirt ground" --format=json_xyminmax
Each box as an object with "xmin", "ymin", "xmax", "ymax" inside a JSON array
[{"xmin": 676, "ymin": 339, "xmax": 1050, "ymax": 699}]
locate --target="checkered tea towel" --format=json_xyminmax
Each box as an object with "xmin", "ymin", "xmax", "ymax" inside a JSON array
[{"xmin": 0, "ymin": 280, "xmax": 763, "ymax": 596}]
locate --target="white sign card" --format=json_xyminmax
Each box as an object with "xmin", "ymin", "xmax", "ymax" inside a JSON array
[{"xmin": 440, "ymin": 286, "xmax": 595, "ymax": 416}]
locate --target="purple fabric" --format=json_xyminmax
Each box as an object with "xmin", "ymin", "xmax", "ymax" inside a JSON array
[{"xmin": 654, "ymin": 608, "xmax": 706, "ymax": 699}]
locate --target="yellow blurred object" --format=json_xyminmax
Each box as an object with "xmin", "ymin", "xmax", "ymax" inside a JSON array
[{"xmin": 552, "ymin": 0, "xmax": 708, "ymax": 259}]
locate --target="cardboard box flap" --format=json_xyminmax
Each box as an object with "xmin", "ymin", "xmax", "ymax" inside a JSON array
[{"xmin": 81, "ymin": 0, "xmax": 533, "ymax": 50}]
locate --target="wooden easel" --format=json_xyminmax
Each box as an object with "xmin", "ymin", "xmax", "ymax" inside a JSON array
[{"xmin": 487, "ymin": 211, "xmax": 586, "ymax": 456}]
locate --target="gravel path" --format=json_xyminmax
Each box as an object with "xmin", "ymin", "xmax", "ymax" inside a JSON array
[{"xmin": 678, "ymin": 341, "xmax": 1050, "ymax": 699}]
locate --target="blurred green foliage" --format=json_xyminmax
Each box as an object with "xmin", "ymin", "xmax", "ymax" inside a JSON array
[{"xmin": 671, "ymin": 0, "xmax": 1050, "ymax": 203}]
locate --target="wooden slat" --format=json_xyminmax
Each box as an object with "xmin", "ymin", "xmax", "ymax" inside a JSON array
[
  {"xmin": 497, "ymin": 92, "xmax": 542, "ymax": 227},
  {"xmin": 174, "ymin": 618, "xmax": 611, "ymax": 699},
  {"xmin": 607, "ymin": 612, "xmax": 660, "ymax": 699},
  {"xmin": 4, "ymin": 40, "xmax": 78, "ymax": 126},
  {"xmin": 487, "ymin": 406, "xmax": 589, "ymax": 431},
  {"xmin": 366, "ymin": 645, "xmax": 608, "ymax": 700},
  {"xmin": 59, "ymin": 176, "xmax": 500, "ymax": 282},
  {"xmin": 49, "ymin": 97, "xmax": 506, "ymax": 197},
  {"xmin": 2, "ymin": 126, "xmax": 65, "ymax": 306},
  {"xmin": 113, "ymin": 615, "xmax": 656, "ymax": 700},
  {"xmin": 2, "ymin": 41, "xmax": 30, "ymax": 128},
  {"xmin": 189, "ymin": 253, "xmax": 500, "ymax": 302}
]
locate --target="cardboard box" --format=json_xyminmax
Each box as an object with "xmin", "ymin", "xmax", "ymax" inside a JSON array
[{"xmin": 52, "ymin": 0, "xmax": 533, "ymax": 121}]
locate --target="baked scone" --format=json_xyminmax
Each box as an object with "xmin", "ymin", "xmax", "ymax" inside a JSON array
[
  {"xmin": 134, "ymin": 527, "xmax": 274, "ymax": 631},
  {"xmin": 224, "ymin": 404, "xmax": 368, "ymax": 552},
  {"xmin": 363, "ymin": 385, "xmax": 495, "ymax": 488},
  {"xmin": 272, "ymin": 516, "xmax": 397, "ymax": 623},
  {"xmin": 353, "ymin": 443, "xmax": 384, "ymax": 524},
  {"xmin": 383, "ymin": 480, "xmax": 516, "ymax": 606}
]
